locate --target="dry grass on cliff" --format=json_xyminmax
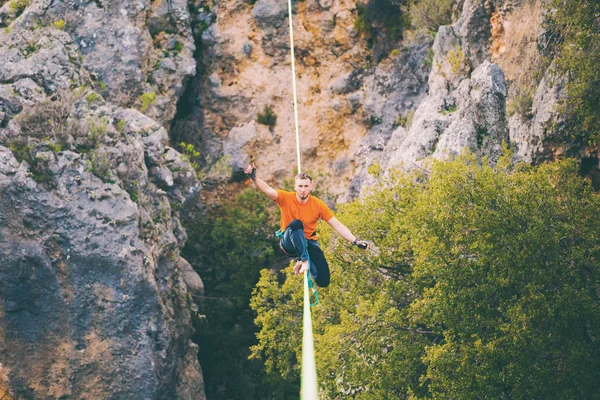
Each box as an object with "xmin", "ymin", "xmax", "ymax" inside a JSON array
[
  {"xmin": 15, "ymin": 89, "xmax": 82, "ymax": 142},
  {"xmin": 0, "ymin": 364, "xmax": 13, "ymax": 400},
  {"xmin": 491, "ymin": 0, "xmax": 542, "ymax": 92}
]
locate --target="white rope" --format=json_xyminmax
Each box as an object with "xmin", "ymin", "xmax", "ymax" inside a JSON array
[
  {"xmin": 288, "ymin": 0, "xmax": 302, "ymax": 174},
  {"xmin": 301, "ymin": 271, "xmax": 319, "ymax": 400},
  {"xmin": 287, "ymin": 1, "xmax": 318, "ymax": 399}
]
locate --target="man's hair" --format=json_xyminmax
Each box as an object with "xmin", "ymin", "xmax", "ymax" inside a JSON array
[{"xmin": 295, "ymin": 172, "xmax": 313, "ymax": 182}]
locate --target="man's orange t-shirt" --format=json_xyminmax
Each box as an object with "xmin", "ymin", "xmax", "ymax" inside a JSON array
[{"xmin": 275, "ymin": 190, "xmax": 334, "ymax": 240}]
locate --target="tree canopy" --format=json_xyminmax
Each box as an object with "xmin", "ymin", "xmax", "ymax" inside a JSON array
[
  {"xmin": 251, "ymin": 152, "xmax": 600, "ymax": 399},
  {"xmin": 545, "ymin": 0, "xmax": 600, "ymax": 147},
  {"xmin": 182, "ymin": 189, "xmax": 297, "ymax": 400}
]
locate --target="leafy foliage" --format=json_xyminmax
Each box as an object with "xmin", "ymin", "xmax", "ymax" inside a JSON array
[
  {"xmin": 8, "ymin": 0, "xmax": 28, "ymax": 17},
  {"xmin": 257, "ymin": 105, "xmax": 277, "ymax": 128},
  {"xmin": 409, "ymin": 0, "xmax": 455, "ymax": 33},
  {"xmin": 544, "ymin": 0, "xmax": 600, "ymax": 146},
  {"xmin": 53, "ymin": 18, "xmax": 65, "ymax": 30},
  {"xmin": 182, "ymin": 189, "xmax": 294, "ymax": 400},
  {"xmin": 178, "ymin": 141, "xmax": 200, "ymax": 171},
  {"xmin": 445, "ymin": 45, "xmax": 466, "ymax": 76},
  {"xmin": 139, "ymin": 92, "xmax": 157, "ymax": 113},
  {"xmin": 251, "ymin": 152, "xmax": 600, "ymax": 399},
  {"xmin": 354, "ymin": 0, "xmax": 408, "ymax": 42},
  {"xmin": 507, "ymin": 87, "xmax": 534, "ymax": 120}
]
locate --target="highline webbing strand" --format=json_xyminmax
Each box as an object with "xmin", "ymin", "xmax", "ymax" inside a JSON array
[
  {"xmin": 286, "ymin": 0, "xmax": 318, "ymax": 399},
  {"xmin": 287, "ymin": 0, "xmax": 302, "ymax": 176}
]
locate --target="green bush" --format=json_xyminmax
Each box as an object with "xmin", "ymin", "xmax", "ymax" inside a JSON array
[
  {"xmin": 86, "ymin": 92, "xmax": 99, "ymax": 103},
  {"xmin": 544, "ymin": 0, "xmax": 600, "ymax": 147},
  {"xmin": 446, "ymin": 44, "xmax": 466, "ymax": 75},
  {"xmin": 182, "ymin": 189, "xmax": 286, "ymax": 400},
  {"xmin": 117, "ymin": 119, "xmax": 125, "ymax": 133},
  {"xmin": 354, "ymin": 6, "xmax": 372, "ymax": 36},
  {"xmin": 251, "ymin": 151, "xmax": 600, "ymax": 399},
  {"xmin": 139, "ymin": 92, "xmax": 157, "ymax": 113},
  {"xmin": 88, "ymin": 151, "xmax": 112, "ymax": 183},
  {"xmin": 178, "ymin": 141, "xmax": 200, "ymax": 172},
  {"xmin": 354, "ymin": 0, "xmax": 407, "ymax": 42},
  {"xmin": 53, "ymin": 18, "xmax": 65, "ymax": 30},
  {"xmin": 8, "ymin": 0, "xmax": 28, "ymax": 16},
  {"xmin": 9, "ymin": 139, "xmax": 55, "ymax": 187},
  {"xmin": 409, "ymin": 0, "xmax": 455, "ymax": 33},
  {"xmin": 257, "ymin": 105, "xmax": 277, "ymax": 128},
  {"xmin": 396, "ymin": 109, "xmax": 415, "ymax": 127},
  {"xmin": 507, "ymin": 89, "xmax": 534, "ymax": 120}
]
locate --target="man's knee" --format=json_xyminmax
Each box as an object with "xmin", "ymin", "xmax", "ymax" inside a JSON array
[
  {"xmin": 287, "ymin": 219, "xmax": 304, "ymax": 231},
  {"xmin": 315, "ymin": 273, "xmax": 330, "ymax": 288},
  {"xmin": 308, "ymin": 245, "xmax": 330, "ymax": 288}
]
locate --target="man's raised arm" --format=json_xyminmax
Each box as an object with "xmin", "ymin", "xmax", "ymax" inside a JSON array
[{"xmin": 244, "ymin": 164, "xmax": 278, "ymax": 201}]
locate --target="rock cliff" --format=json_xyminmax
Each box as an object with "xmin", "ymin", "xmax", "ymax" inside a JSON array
[
  {"xmin": 0, "ymin": 0, "xmax": 204, "ymax": 398},
  {"xmin": 174, "ymin": 0, "xmax": 576, "ymax": 202}
]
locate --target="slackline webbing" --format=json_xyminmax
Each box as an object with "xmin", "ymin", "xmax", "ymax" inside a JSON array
[
  {"xmin": 286, "ymin": 0, "xmax": 319, "ymax": 398},
  {"xmin": 287, "ymin": 0, "xmax": 302, "ymax": 176}
]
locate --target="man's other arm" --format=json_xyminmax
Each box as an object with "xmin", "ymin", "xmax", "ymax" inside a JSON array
[{"xmin": 326, "ymin": 217, "xmax": 369, "ymax": 249}]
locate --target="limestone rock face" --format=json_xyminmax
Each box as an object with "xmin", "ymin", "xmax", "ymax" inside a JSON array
[
  {"xmin": 0, "ymin": 106, "xmax": 205, "ymax": 398},
  {"xmin": 383, "ymin": 61, "xmax": 508, "ymax": 171},
  {"xmin": 0, "ymin": 1, "xmax": 205, "ymax": 398},
  {"xmin": 252, "ymin": 0, "xmax": 289, "ymax": 28},
  {"xmin": 179, "ymin": 0, "xmax": 433, "ymax": 202},
  {"xmin": 509, "ymin": 73, "xmax": 564, "ymax": 163},
  {"xmin": 373, "ymin": 0, "xmax": 565, "ymax": 185},
  {"xmin": 1, "ymin": 0, "xmax": 197, "ymax": 125}
]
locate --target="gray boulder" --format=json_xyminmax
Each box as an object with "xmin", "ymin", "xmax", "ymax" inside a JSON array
[
  {"xmin": 252, "ymin": 0, "xmax": 288, "ymax": 28},
  {"xmin": 385, "ymin": 61, "xmax": 508, "ymax": 169}
]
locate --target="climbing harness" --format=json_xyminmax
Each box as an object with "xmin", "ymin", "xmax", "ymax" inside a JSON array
[{"xmin": 276, "ymin": 229, "xmax": 319, "ymax": 306}]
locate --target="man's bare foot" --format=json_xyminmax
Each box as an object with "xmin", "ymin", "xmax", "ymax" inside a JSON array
[{"xmin": 293, "ymin": 261, "xmax": 302, "ymax": 275}]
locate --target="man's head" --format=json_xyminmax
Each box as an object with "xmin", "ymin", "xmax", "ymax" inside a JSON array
[{"xmin": 294, "ymin": 172, "xmax": 313, "ymax": 201}]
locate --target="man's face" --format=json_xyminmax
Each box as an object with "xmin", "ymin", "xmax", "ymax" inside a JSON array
[{"xmin": 294, "ymin": 178, "xmax": 313, "ymax": 200}]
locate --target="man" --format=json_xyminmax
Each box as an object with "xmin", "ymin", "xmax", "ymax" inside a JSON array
[{"xmin": 244, "ymin": 164, "xmax": 369, "ymax": 287}]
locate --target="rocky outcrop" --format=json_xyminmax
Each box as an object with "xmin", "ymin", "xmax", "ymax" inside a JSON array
[
  {"xmin": 0, "ymin": 1, "xmax": 205, "ymax": 398},
  {"xmin": 370, "ymin": 0, "xmax": 565, "ymax": 185},
  {"xmin": 3, "ymin": 0, "xmax": 197, "ymax": 125},
  {"xmin": 0, "ymin": 104, "xmax": 205, "ymax": 398},
  {"xmin": 177, "ymin": 0, "xmax": 433, "ymax": 202},
  {"xmin": 383, "ymin": 60, "xmax": 508, "ymax": 169},
  {"xmin": 508, "ymin": 71, "xmax": 564, "ymax": 163}
]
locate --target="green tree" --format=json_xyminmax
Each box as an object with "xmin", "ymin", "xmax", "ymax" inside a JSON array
[
  {"xmin": 251, "ymin": 152, "xmax": 600, "ymax": 399},
  {"xmin": 251, "ymin": 169, "xmax": 431, "ymax": 399},
  {"xmin": 182, "ymin": 189, "xmax": 293, "ymax": 400},
  {"xmin": 545, "ymin": 0, "xmax": 600, "ymax": 147}
]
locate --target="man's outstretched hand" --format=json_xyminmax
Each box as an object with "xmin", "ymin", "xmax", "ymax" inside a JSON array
[
  {"xmin": 353, "ymin": 240, "xmax": 370, "ymax": 250},
  {"xmin": 244, "ymin": 164, "xmax": 257, "ymax": 181}
]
